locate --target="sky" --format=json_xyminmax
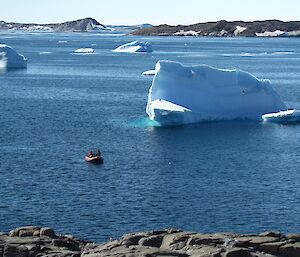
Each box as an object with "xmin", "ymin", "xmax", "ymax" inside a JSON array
[{"xmin": 1, "ymin": 0, "xmax": 300, "ymax": 25}]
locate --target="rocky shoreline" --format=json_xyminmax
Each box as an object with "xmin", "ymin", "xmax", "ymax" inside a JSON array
[{"xmin": 1, "ymin": 227, "xmax": 300, "ymax": 256}]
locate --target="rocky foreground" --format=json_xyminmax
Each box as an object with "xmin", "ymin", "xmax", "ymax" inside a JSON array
[{"xmin": 1, "ymin": 227, "xmax": 300, "ymax": 257}]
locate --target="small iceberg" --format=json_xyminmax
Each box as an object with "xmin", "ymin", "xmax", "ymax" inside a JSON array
[
  {"xmin": 0, "ymin": 44, "xmax": 27, "ymax": 69},
  {"xmin": 146, "ymin": 60, "xmax": 287, "ymax": 125},
  {"xmin": 74, "ymin": 48, "xmax": 94, "ymax": 54},
  {"xmin": 142, "ymin": 70, "xmax": 156, "ymax": 76},
  {"xmin": 39, "ymin": 51, "xmax": 52, "ymax": 55},
  {"xmin": 113, "ymin": 41, "xmax": 153, "ymax": 53},
  {"xmin": 262, "ymin": 110, "xmax": 300, "ymax": 124}
]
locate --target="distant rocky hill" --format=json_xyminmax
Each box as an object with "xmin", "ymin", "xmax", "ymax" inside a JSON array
[
  {"xmin": 132, "ymin": 20, "xmax": 300, "ymax": 37},
  {"xmin": 0, "ymin": 18, "xmax": 107, "ymax": 32}
]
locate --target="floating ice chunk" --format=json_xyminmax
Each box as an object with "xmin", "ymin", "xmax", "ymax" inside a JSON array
[
  {"xmin": 74, "ymin": 48, "xmax": 94, "ymax": 54},
  {"xmin": 142, "ymin": 70, "xmax": 156, "ymax": 76},
  {"xmin": 0, "ymin": 44, "xmax": 27, "ymax": 69},
  {"xmin": 262, "ymin": 110, "xmax": 300, "ymax": 123},
  {"xmin": 113, "ymin": 41, "xmax": 153, "ymax": 53},
  {"xmin": 39, "ymin": 51, "xmax": 52, "ymax": 55},
  {"xmin": 272, "ymin": 51, "xmax": 295, "ymax": 55},
  {"xmin": 146, "ymin": 61, "xmax": 287, "ymax": 125}
]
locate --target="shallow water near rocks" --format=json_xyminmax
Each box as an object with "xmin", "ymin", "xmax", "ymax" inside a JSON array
[{"xmin": 0, "ymin": 32, "xmax": 300, "ymax": 242}]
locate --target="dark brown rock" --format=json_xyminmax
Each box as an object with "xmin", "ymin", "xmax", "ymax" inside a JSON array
[
  {"xmin": 24, "ymin": 244, "xmax": 40, "ymax": 257},
  {"xmin": 138, "ymin": 234, "xmax": 164, "ymax": 247},
  {"xmin": 259, "ymin": 232, "xmax": 281, "ymax": 238},
  {"xmin": 224, "ymin": 248, "xmax": 251, "ymax": 257},
  {"xmin": 189, "ymin": 234, "xmax": 225, "ymax": 246},
  {"xmin": 121, "ymin": 233, "xmax": 146, "ymax": 246},
  {"xmin": 234, "ymin": 236, "xmax": 279, "ymax": 248},
  {"xmin": 3, "ymin": 244, "xmax": 28, "ymax": 257},
  {"xmin": 250, "ymin": 253, "xmax": 278, "ymax": 257},
  {"xmin": 286, "ymin": 234, "xmax": 300, "ymax": 241},
  {"xmin": 258, "ymin": 241, "xmax": 286, "ymax": 255},
  {"xmin": 186, "ymin": 245, "xmax": 222, "ymax": 257},
  {"xmin": 161, "ymin": 232, "xmax": 195, "ymax": 249},
  {"xmin": 149, "ymin": 230, "xmax": 169, "ymax": 236},
  {"xmin": 279, "ymin": 242, "xmax": 300, "ymax": 257},
  {"xmin": 38, "ymin": 251, "xmax": 80, "ymax": 257},
  {"xmin": 52, "ymin": 239, "xmax": 80, "ymax": 251},
  {"xmin": 9, "ymin": 227, "xmax": 41, "ymax": 238},
  {"xmin": 0, "ymin": 234, "xmax": 9, "ymax": 242},
  {"xmin": 5, "ymin": 236, "xmax": 47, "ymax": 245},
  {"xmin": 40, "ymin": 227, "xmax": 57, "ymax": 239},
  {"xmin": 169, "ymin": 241, "xmax": 187, "ymax": 251}
]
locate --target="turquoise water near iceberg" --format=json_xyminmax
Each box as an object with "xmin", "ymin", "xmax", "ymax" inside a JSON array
[{"xmin": 0, "ymin": 32, "xmax": 300, "ymax": 241}]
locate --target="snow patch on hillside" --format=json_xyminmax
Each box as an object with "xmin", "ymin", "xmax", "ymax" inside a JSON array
[{"xmin": 234, "ymin": 26, "xmax": 247, "ymax": 36}]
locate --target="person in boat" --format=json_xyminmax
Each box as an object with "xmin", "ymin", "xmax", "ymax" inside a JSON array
[
  {"xmin": 87, "ymin": 150, "xmax": 94, "ymax": 158},
  {"xmin": 96, "ymin": 149, "xmax": 102, "ymax": 157}
]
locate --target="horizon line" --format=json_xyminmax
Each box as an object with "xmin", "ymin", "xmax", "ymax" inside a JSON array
[{"xmin": 2, "ymin": 17, "xmax": 300, "ymax": 26}]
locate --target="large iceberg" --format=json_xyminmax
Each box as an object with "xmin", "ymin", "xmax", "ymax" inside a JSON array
[
  {"xmin": 0, "ymin": 44, "xmax": 27, "ymax": 69},
  {"xmin": 146, "ymin": 61, "xmax": 287, "ymax": 125},
  {"xmin": 113, "ymin": 41, "xmax": 153, "ymax": 53}
]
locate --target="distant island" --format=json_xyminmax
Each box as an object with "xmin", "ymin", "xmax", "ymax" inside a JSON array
[
  {"xmin": 0, "ymin": 18, "xmax": 107, "ymax": 32},
  {"xmin": 132, "ymin": 20, "xmax": 300, "ymax": 37},
  {"xmin": 0, "ymin": 18, "xmax": 152, "ymax": 33},
  {"xmin": 2, "ymin": 18, "xmax": 300, "ymax": 37}
]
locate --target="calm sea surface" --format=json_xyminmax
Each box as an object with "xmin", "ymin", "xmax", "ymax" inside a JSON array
[{"xmin": 0, "ymin": 32, "xmax": 300, "ymax": 242}]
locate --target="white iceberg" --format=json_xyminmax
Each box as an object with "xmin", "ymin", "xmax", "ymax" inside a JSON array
[
  {"xmin": 262, "ymin": 110, "xmax": 300, "ymax": 123},
  {"xmin": 0, "ymin": 44, "xmax": 27, "ymax": 69},
  {"xmin": 142, "ymin": 70, "xmax": 156, "ymax": 76},
  {"xmin": 146, "ymin": 61, "xmax": 287, "ymax": 125},
  {"xmin": 113, "ymin": 41, "xmax": 153, "ymax": 53},
  {"xmin": 39, "ymin": 51, "xmax": 52, "ymax": 55},
  {"xmin": 74, "ymin": 48, "xmax": 94, "ymax": 54}
]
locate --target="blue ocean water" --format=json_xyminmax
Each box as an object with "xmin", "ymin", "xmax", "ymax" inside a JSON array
[{"xmin": 1, "ymin": 32, "xmax": 300, "ymax": 242}]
